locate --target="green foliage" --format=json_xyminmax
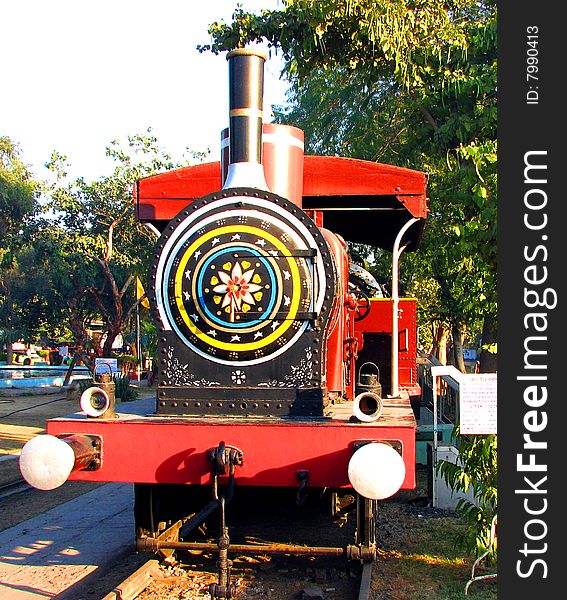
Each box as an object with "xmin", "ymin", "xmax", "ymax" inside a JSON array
[
  {"xmin": 140, "ymin": 319, "xmax": 158, "ymax": 364},
  {"xmin": 201, "ymin": 1, "xmax": 495, "ymax": 90},
  {"xmin": 117, "ymin": 354, "xmax": 139, "ymax": 374},
  {"xmin": 437, "ymin": 432, "xmax": 497, "ymax": 560},
  {"xmin": 113, "ymin": 373, "xmax": 138, "ymax": 402},
  {"xmin": 0, "ymin": 138, "xmax": 46, "ymax": 357},
  {"xmin": 0, "ymin": 136, "xmax": 39, "ymax": 245},
  {"xmin": 201, "ymin": 0, "xmax": 497, "ymax": 361}
]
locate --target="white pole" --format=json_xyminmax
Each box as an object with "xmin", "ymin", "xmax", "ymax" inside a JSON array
[{"xmin": 391, "ymin": 217, "xmax": 418, "ymax": 397}]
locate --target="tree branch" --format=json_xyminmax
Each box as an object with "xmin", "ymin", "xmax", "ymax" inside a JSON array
[{"xmin": 417, "ymin": 103, "xmax": 439, "ymax": 131}]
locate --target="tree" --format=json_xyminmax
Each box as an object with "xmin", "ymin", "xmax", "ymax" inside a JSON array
[
  {"xmin": 0, "ymin": 137, "xmax": 41, "ymax": 363},
  {"xmin": 42, "ymin": 130, "xmax": 186, "ymax": 366},
  {"xmin": 0, "ymin": 136, "xmax": 38, "ymax": 244},
  {"xmin": 438, "ymin": 431, "xmax": 497, "ymax": 560},
  {"xmin": 200, "ymin": 0, "xmax": 497, "ymax": 371}
]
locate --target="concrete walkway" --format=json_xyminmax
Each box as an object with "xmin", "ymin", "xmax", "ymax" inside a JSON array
[{"xmin": 0, "ymin": 483, "xmax": 134, "ymax": 599}]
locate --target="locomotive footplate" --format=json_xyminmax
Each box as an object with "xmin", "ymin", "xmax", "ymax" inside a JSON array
[{"xmin": 44, "ymin": 392, "xmax": 416, "ymax": 490}]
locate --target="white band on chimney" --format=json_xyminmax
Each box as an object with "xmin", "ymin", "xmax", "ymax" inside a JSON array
[
  {"xmin": 229, "ymin": 108, "xmax": 264, "ymax": 119},
  {"xmin": 223, "ymin": 163, "xmax": 269, "ymax": 191}
]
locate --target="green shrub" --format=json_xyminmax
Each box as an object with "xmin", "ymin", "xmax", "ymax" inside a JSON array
[
  {"xmin": 437, "ymin": 430, "xmax": 497, "ymax": 561},
  {"xmin": 113, "ymin": 373, "xmax": 138, "ymax": 402},
  {"xmin": 75, "ymin": 378, "xmax": 94, "ymax": 394}
]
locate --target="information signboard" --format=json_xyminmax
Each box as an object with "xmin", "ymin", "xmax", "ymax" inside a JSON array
[
  {"xmin": 95, "ymin": 357, "xmax": 120, "ymax": 374},
  {"xmin": 459, "ymin": 374, "xmax": 497, "ymax": 434}
]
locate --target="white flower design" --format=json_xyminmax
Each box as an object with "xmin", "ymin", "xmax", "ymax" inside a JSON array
[
  {"xmin": 213, "ymin": 261, "xmax": 262, "ymax": 322},
  {"xmin": 231, "ymin": 370, "xmax": 246, "ymax": 384}
]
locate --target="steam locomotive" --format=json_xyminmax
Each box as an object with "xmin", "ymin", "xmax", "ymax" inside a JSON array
[{"xmin": 20, "ymin": 49, "xmax": 428, "ymax": 597}]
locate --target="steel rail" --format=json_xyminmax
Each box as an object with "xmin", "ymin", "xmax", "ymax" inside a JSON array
[
  {"xmin": 99, "ymin": 558, "xmax": 160, "ymax": 600},
  {"xmin": 358, "ymin": 561, "xmax": 373, "ymax": 600},
  {"xmin": 0, "ymin": 477, "xmax": 30, "ymax": 500}
]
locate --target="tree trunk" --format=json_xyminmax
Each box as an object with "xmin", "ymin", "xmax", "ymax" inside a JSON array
[
  {"xmin": 62, "ymin": 352, "xmax": 78, "ymax": 386},
  {"xmin": 62, "ymin": 349, "xmax": 93, "ymax": 386},
  {"xmin": 452, "ymin": 323, "xmax": 467, "ymax": 373},
  {"xmin": 479, "ymin": 314, "xmax": 498, "ymax": 373},
  {"xmin": 6, "ymin": 343, "xmax": 14, "ymax": 365},
  {"xmin": 102, "ymin": 329, "xmax": 120, "ymax": 358},
  {"xmin": 431, "ymin": 323, "xmax": 448, "ymax": 365}
]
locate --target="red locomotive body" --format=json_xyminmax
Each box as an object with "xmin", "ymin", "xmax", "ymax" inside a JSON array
[{"xmin": 20, "ymin": 49, "xmax": 429, "ymax": 588}]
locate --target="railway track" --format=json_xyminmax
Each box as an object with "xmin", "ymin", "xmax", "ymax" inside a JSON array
[
  {"xmin": 100, "ymin": 558, "xmax": 160, "ymax": 600},
  {"xmin": 99, "ymin": 552, "xmax": 374, "ymax": 600},
  {"xmin": 99, "ymin": 487, "xmax": 370, "ymax": 599},
  {"xmin": 0, "ymin": 476, "xmax": 30, "ymax": 500},
  {"xmin": 0, "ymin": 476, "xmax": 370, "ymax": 600}
]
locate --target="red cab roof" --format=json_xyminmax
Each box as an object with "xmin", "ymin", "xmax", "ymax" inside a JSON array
[{"xmin": 135, "ymin": 156, "xmax": 428, "ymax": 250}]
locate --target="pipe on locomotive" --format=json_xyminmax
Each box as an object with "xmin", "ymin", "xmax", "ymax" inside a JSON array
[
  {"xmin": 352, "ymin": 391, "xmax": 383, "ymax": 422},
  {"xmin": 19, "ymin": 434, "xmax": 100, "ymax": 491},
  {"xmin": 222, "ymin": 48, "xmax": 270, "ymax": 191}
]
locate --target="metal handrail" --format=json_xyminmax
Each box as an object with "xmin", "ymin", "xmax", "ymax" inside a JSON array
[
  {"xmin": 429, "ymin": 365, "xmax": 466, "ymax": 506},
  {"xmin": 390, "ymin": 217, "xmax": 419, "ymax": 397}
]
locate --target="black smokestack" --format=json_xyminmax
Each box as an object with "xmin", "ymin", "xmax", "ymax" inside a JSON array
[{"xmin": 227, "ymin": 48, "xmax": 265, "ymax": 165}]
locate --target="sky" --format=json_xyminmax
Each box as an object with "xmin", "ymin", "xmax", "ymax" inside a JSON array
[{"xmin": 2, "ymin": 1, "xmax": 289, "ymax": 181}]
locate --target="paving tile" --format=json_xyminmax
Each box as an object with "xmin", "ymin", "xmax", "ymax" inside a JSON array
[{"xmin": 0, "ymin": 483, "xmax": 134, "ymax": 599}]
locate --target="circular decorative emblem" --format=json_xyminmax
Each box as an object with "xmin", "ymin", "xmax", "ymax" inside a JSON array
[{"xmin": 153, "ymin": 191, "xmax": 333, "ymax": 366}]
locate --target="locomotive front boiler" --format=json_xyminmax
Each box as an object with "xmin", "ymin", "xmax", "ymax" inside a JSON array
[{"xmin": 153, "ymin": 187, "xmax": 339, "ymax": 416}]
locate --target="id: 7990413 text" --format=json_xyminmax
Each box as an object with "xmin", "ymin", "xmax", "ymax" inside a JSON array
[{"xmin": 526, "ymin": 25, "xmax": 539, "ymax": 105}]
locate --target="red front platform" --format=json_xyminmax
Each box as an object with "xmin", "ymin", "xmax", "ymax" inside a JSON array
[{"xmin": 46, "ymin": 395, "xmax": 416, "ymax": 490}]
